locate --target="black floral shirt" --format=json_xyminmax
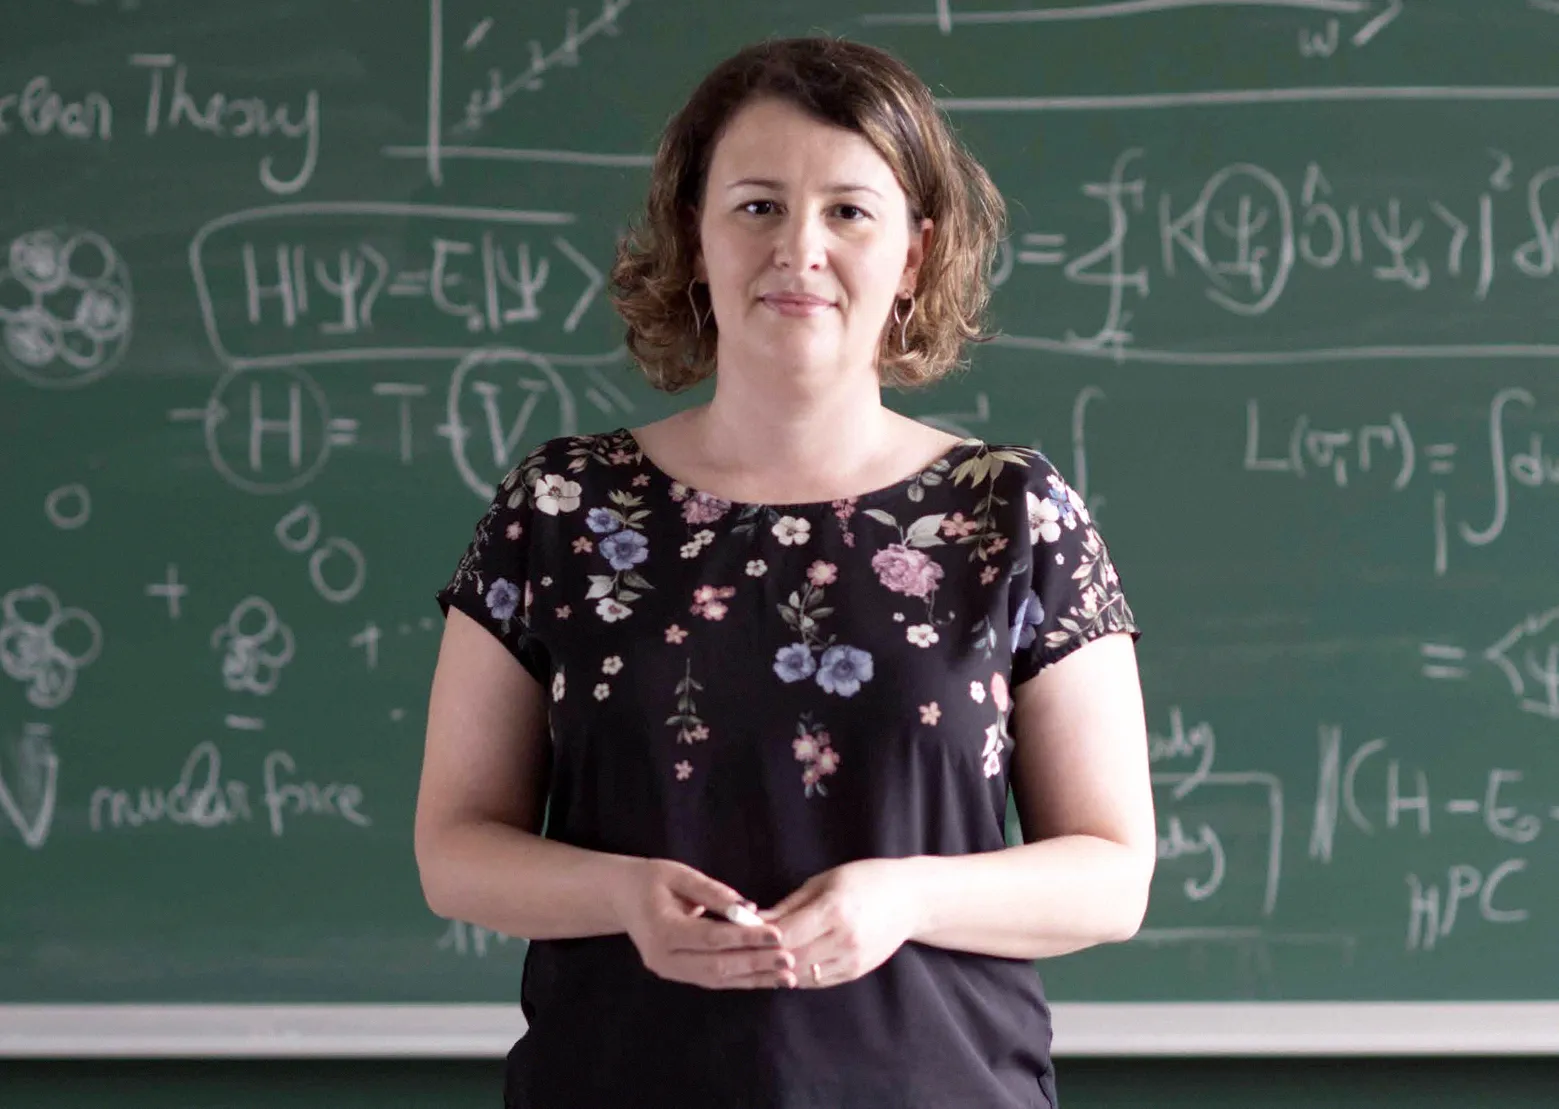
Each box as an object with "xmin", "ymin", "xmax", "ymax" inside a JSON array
[{"xmin": 436, "ymin": 426, "xmax": 1139, "ymax": 1109}]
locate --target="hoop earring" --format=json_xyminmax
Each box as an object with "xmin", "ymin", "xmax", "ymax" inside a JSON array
[
  {"xmin": 892, "ymin": 294, "xmax": 916, "ymax": 352},
  {"xmin": 687, "ymin": 278, "xmax": 711, "ymax": 338}
]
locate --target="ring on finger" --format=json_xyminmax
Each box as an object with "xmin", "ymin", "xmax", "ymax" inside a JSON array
[{"xmin": 809, "ymin": 961, "xmax": 823, "ymax": 985}]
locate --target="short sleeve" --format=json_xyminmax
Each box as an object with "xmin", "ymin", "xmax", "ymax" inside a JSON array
[
  {"xmin": 434, "ymin": 450, "xmax": 550, "ymax": 685},
  {"xmin": 1008, "ymin": 453, "xmax": 1140, "ymax": 687}
]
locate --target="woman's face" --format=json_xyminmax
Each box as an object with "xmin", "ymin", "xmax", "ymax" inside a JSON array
[{"xmin": 695, "ymin": 96, "xmax": 930, "ymax": 382}]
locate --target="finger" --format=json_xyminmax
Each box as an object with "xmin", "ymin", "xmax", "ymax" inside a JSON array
[
  {"xmin": 768, "ymin": 900, "xmax": 835, "ymax": 952},
  {"xmin": 787, "ymin": 924, "xmax": 845, "ymax": 972},
  {"xmin": 757, "ymin": 885, "xmax": 818, "ymax": 924},
  {"xmin": 666, "ymin": 867, "xmax": 756, "ymax": 922},
  {"xmin": 662, "ymin": 948, "xmax": 798, "ymax": 989},
  {"xmin": 666, "ymin": 916, "xmax": 784, "ymax": 954}
]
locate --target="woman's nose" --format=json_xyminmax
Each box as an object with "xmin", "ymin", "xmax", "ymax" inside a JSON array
[{"xmin": 773, "ymin": 213, "xmax": 827, "ymax": 270}]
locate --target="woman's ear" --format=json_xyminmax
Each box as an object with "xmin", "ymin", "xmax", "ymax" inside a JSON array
[{"xmin": 905, "ymin": 217, "xmax": 934, "ymax": 291}]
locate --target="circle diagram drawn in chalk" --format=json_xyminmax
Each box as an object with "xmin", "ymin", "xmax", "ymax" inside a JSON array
[{"xmin": 0, "ymin": 227, "xmax": 134, "ymax": 388}]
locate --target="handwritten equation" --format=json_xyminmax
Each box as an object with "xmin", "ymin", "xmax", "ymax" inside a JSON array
[
  {"xmin": 991, "ymin": 147, "xmax": 1559, "ymax": 362},
  {"xmin": 190, "ymin": 203, "xmax": 611, "ymax": 368},
  {"xmin": 1245, "ymin": 386, "xmax": 1558, "ymax": 576},
  {"xmin": 1311, "ymin": 726, "xmax": 1547, "ymax": 951}
]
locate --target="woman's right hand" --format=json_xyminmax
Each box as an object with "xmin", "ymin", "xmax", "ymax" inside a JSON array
[{"xmin": 614, "ymin": 858, "xmax": 798, "ymax": 990}]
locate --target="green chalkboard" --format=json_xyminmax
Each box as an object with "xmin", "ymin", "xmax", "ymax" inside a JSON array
[{"xmin": 6, "ymin": 0, "xmax": 1559, "ymax": 1055}]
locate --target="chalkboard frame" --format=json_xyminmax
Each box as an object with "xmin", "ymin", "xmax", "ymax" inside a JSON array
[{"xmin": 4, "ymin": 1003, "xmax": 1559, "ymax": 1057}]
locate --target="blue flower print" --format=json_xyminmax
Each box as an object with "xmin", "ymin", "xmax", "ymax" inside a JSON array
[
  {"xmin": 1012, "ymin": 590, "xmax": 1045, "ymax": 651},
  {"xmin": 486, "ymin": 577, "xmax": 521, "ymax": 621},
  {"xmin": 817, "ymin": 644, "xmax": 874, "ymax": 697},
  {"xmin": 598, "ymin": 529, "xmax": 649, "ymax": 571},
  {"xmin": 774, "ymin": 643, "xmax": 817, "ymax": 683},
  {"xmin": 586, "ymin": 507, "xmax": 622, "ymax": 535},
  {"xmin": 1046, "ymin": 475, "xmax": 1080, "ymax": 529}
]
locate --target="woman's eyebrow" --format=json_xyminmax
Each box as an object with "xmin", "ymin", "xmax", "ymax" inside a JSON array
[{"xmin": 725, "ymin": 177, "xmax": 883, "ymax": 198}]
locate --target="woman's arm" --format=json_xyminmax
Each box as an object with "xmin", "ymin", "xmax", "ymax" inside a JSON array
[
  {"xmin": 415, "ymin": 608, "xmax": 646, "ymax": 940},
  {"xmin": 902, "ymin": 633, "xmax": 1157, "ymax": 960}
]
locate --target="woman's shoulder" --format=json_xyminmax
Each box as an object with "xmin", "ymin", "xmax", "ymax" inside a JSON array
[
  {"xmin": 942, "ymin": 440, "xmax": 1066, "ymax": 498},
  {"xmin": 500, "ymin": 428, "xmax": 636, "ymax": 505}
]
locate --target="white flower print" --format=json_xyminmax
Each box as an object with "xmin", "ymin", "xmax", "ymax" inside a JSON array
[
  {"xmin": 675, "ymin": 760, "xmax": 694, "ymax": 781},
  {"xmin": 533, "ymin": 474, "xmax": 582, "ymax": 516},
  {"xmin": 602, "ymin": 656, "xmax": 623, "ymax": 675},
  {"xmin": 772, "ymin": 516, "xmax": 811, "ymax": 546},
  {"xmin": 892, "ymin": 612, "xmax": 905, "ymax": 623},
  {"xmin": 970, "ymin": 680, "xmax": 987, "ymax": 704},
  {"xmin": 981, "ymin": 723, "xmax": 1004, "ymax": 778},
  {"xmin": 1028, "ymin": 490, "xmax": 1061, "ymax": 544},
  {"xmin": 551, "ymin": 669, "xmax": 566, "ymax": 703},
  {"xmin": 919, "ymin": 702, "xmax": 941, "ymax": 725},
  {"xmin": 505, "ymin": 521, "xmax": 523, "ymax": 540},
  {"xmin": 680, "ymin": 529, "xmax": 716, "ymax": 559},
  {"xmin": 906, "ymin": 624, "xmax": 939, "ymax": 648},
  {"xmin": 596, "ymin": 597, "xmax": 632, "ymax": 622},
  {"xmin": 593, "ymin": 682, "xmax": 611, "ymax": 701},
  {"xmin": 745, "ymin": 559, "xmax": 768, "ymax": 577}
]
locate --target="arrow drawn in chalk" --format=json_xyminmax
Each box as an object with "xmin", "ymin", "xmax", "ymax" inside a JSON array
[
  {"xmin": 1349, "ymin": 0, "xmax": 1402, "ymax": 47},
  {"xmin": 0, "ymin": 724, "xmax": 58, "ymax": 850},
  {"xmin": 870, "ymin": 0, "xmax": 1406, "ymax": 49}
]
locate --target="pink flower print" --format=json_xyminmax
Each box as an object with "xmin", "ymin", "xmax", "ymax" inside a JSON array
[
  {"xmin": 806, "ymin": 560, "xmax": 838, "ymax": 587},
  {"xmin": 682, "ymin": 491, "xmax": 732, "ymax": 525},
  {"xmin": 870, "ymin": 544, "xmax": 944, "ymax": 599},
  {"xmin": 690, "ymin": 585, "xmax": 736, "ymax": 620},
  {"xmin": 609, "ymin": 449, "xmax": 637, "ymax": 466},
  {"xmin": 665, "ymin": 624, "xmax": 688, "ymax": 644},
  {"xmin": 506, "ymin": 521, "xmax": 524, "ymax": 540},
  {"xmin": 990, "ymin": 672, "xmax": 1010, "ymax": 713},
  {"xmin": 984, "ymin": 536, "xmax": 1009, "ymax": 556},
  {"xmin": 919, "ymin": 702, "xmax": 941, "ymax": 725},
  {"xmin": 688, "ymin": 724, "xmax": 709, "ymax": 742},
  {"xmin": 555, "ymin": 604, "xmax": 571, "ymax": 619},
  {"xmin": 980, "ymin": 565, "xmax": 999, "ymax": 586},
  {"xmin": 675, "ymin": 760, "xmax": 694, "ymax": 781},
  {"xmin": 572, "ymin": 536, "xmax": 593, "ymax": 554},
  {"xmin": 791, "ymin": 713, "xmax": 839, "ymax": 798},
  {"xmin": 631, "ymin": 474, "xmax": 651, "ymax": 487},
  {"xmin": 832, "ymin": 499, "xmax": 858, "ymax": 547},
  {"xmin": 940, "ymin": 512, "xmax": 978, "ymax": 538}
]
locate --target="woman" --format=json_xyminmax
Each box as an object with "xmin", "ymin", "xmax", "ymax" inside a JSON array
[{"xmin": 418, "ymin": 35, "xmax": 1154, "ymax": 1109}]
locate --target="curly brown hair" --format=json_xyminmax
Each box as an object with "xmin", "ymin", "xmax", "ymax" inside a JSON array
[{"xmin": 608, "ymin": 36, "xmax": 1007, "ymax": 394}]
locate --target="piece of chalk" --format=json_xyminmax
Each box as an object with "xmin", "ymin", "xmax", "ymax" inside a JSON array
[{"xmin": 723, "ymin": 902, "xmax": 766, "ymax": 928}]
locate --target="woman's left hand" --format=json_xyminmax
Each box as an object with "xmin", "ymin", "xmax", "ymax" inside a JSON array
[{"xmin": 758, "ymin": 858, "xmax": 923, "ymax": 989}]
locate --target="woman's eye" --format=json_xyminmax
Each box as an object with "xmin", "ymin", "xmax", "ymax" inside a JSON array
[
  {"xmin": 836, "ymin": 205, "xmax": 867, "ymax": 221},
  {"xmin": 742, "ymin": 200, "xmax": 776, "ymax": 216}
]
